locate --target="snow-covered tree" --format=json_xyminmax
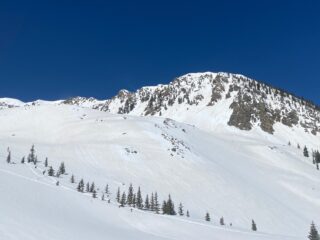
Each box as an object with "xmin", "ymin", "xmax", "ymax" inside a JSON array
[
  {"xmin": 304, "ymin": 146, "xmax": 310, "ymax": 157},
  {"xmin": 127, "ymin": 183, "xmax": 134, "ymax": 206},
  {"xmin": 136, "ymin": 187, "xmax": 143, "ymax": 209},
  {"xmin": 308, "ymin": 222, "xmax": 320, "ymax": 240},
  {"xmin": 58, "ymin": 162, "xmax": 66, "ymax": 175},
  {"xmin": 90, "ymin": 182, "xmax": 95, "ymax": 193},
  {"xmin": 44, "ymin": 157, "xmax": 48, "ymax": 167},
  {"xmin": 178, "ymin": 203, "xmax": 184, "ymax": 216},
  {"xmin": 86, "ymin": 182, "xmax": 90, "ymax": 192},
  {"xmin": 144, "ymin": 194, "xmax": 150, "ymax": 210},
  {"xmin": 154, "ymin": 192, "xmax": 160, "ymax": 214},
  {"xmin": 70, "ymin": 175, "xmax": 75, "ymax": 183},
  {"xmin": 105, "ymin": 184, "xmax": 109, "ymax": 194},
  {"xmin": 21, "ymin": 156, "xmax": 25, "ymax": 164},
  {"xmin": 77, "ymin": 179, "xmax": 84, "ymax": 192},
  {"xmin": 251, "ymin": 220, "xmax": 257, "ymax": 231},
  {"xmin": 220, "ymin": 217, "xmax": 225, "ymax": 225},
  {"xmin": 205, "ymin": 212, "xmax": 211, "ymax": 222},
  {"xmin": 27, "ymin": 145, "xmax": 36, "ymax": 163},
  {"xmin": 116, "ymin": 187, "xmax": 121, "ymax": 203},
  {"xmin": 92, "ymin": 190, "xmax": 97, "ymax": 198},
  {"xmin": 120, "ymin": 192, "xmax": 126, "ymax": 207},
  {"xmin": 48, "ymin": 166, "xmax": 55, "ymax": 176},
  {"xmin": 186, "ymin": 210, "xmax": 190, "ymax": 217}
]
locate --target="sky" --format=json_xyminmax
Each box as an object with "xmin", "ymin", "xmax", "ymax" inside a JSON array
[{"xmin": 0, "ymin": 0, "xmax": 319, "ymax": 104}]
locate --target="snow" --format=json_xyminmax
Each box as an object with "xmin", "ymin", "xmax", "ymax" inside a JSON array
[{"xmin": 0, "ymin": 104, "xmax": 319, "ymax": 239}]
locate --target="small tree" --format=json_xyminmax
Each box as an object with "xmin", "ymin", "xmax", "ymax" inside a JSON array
[
  {"xmin": 90, "ymin": 182, "xmax": 95, "ymax": 193},
  {"xmin": 220, "ymin": 217, "xmax": 225, "ymax": 225},
  {"xmin": 145, "ymin": 194, "xmax": 150, "ymax": 210},
  {"xmin": 92, "ymin": 190, "xmax": 97, "ymax": 198},
  {"xmin": 77, "ymin": 179, "xmax": 84, "ymax": 192},
  {"xmin": 48, "ymin": 166, "xmax": 55, "ymax": 176},
  {"xmin": 136, "ymin": 187, "xmax": 143, "ymax": 209},
  {"xmin": 21, "ymin": 156, "xmax": 25, "ymax": 164},
  {"xmin": 70, "ymin": 175, "xmax": 75, "ymax": 183},
  {"xmin": 116, "ymin": 187, "xmax": 121, "ymax": 203},
  {"xmin": 205, "ymin": 212, "xmax": 211, "ymax": 222},
  {"xmin": 27, "ymin": 145, "xmax": 36, "ymax": 163},
  {"xmin": 44, "ymin": 157, "xmax": 48, "ymax": 167},
  {"xmin": 56, "ymin": 181, "xmax": 59, "ymax": 186},
  {"xmin": 120, "ymin": 192, "xmax": 126, "ymax": 207},
  {"xmin": 304, "ymin": 146, "xmax": 310, "ymax": 157},
  {"xmin": 186, "ymin": 210, "xmax": 190, "ymax": 217},
  {"xmin": 101, "ymin": 194, "xmax": 105, "ymax": 201},
  {"xmin": 58, "ymin": 162, "xmax": 66, "ymax": 175},
  {"xmin": 86, "ymin": 182, "xmax": 90, "ymax": 192},
  {"xmin": 6, "ymin": 150, "xmax": 11, "ymax": 164},
  {"xmin": 154, "ymin": 192, "xmax": 160, "ymax": 214},
  {"xmin": 178, "ymin": 203, "xmax": 184, "ymax": 216},
  {"xmin": 308, "ymin": 222, "xmax": 320, "ymax": 240},
  {"xmin": 251, "ymin": 220, "xmax": 257, "ymax": 231},
  {"xmin": 105, "ymin": 184, "xmax": 109, "ymax": 194}
]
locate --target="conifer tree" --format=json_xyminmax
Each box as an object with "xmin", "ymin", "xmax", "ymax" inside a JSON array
[
  {"xmin": 44, "ymin": 157, "xmax": 48, "ymax": 167},
  {"xmin": 105, "ymin": 184, "xmax": 109, "ymax": 194},
  {"xmin": 101, "ymin": 194, "xmax": 105, "ymax": 201},
  {"xmin": 21, "ymin": 156, "xmax": 25, "ymax": 164},
  {"xmin": 90, "ymin": 182, "xmax": 95, "ymax": 193},
  {"xmin": 92, "ymin": 190, "xmax": 97, "ymax": 198},
  {"xmin": 144, "ymin": 194, "xmax": 150, "ymax": 210},
  {"xmin": 162, "ymin": 200, "xmax": 167, "ymax": 214},
  {"xmin": 27, "ymin": 145, "xmax": 36, "ymax": 163},
  {"xmin": 220, "ymin": 217, "xmax": 225, "ymax": 225},
  {"xmin": 120, "ymin": 192, "xmax": 126, "ymax": 207},
  {"xmin": 86, "ymin": 182, "xmax": 90, "ymax": 192},
  {"xmin": 304, "ymin": 146, "xmax": 310, "ymax": 157},
  {"xmin": 178, "ymin": 203, "xmax": 184, "ymax": 216},
  {"xmin": 205, "ymin": 212, "xmax": 211, "ymax": 221},
  {"xmin": 251, "ymin": 220, "xmax": 257, "ymax": 231},
  {"xmin": 308, "ymin": 222, "xmax": 320, "ymax": 240},
  {"xmin": 48, "ymin": 166, "xmax": 55, "ymax": 176},
  {"xmin": 154, "ymin": 192, "xmax": 160, "ymax": 214},
  {"xmin": 186, "ymin": 210, "xmax": 190, "ymax": 217},
  {"xmin": 56, "ymin": 181, "xmax": 59, "ymax": 186},
  {"xmin": 58, "ymin": 162, "xmax": 66, "ymax": 175},
  {"xmin": 136, "ymin": 187, "xmax": 143, "ymax": 209},
  {"xmin": 6, "ymin": 150, "xmax": 11, "ymax": 164},
  {"xmin": 132, "ymin": 194, "xmax": 136, "ymax": 208},
  {"xmin": 166, "ymin": 195, "xmax": 176, "ymax": 215},
  {"xmin": 116, "ymin": 187, "xmax": 121, "ymax": 203},
  {"xmin": 127, "ymin": 183, "xmax": 134, "ymax": 206},
  {"xmin": 77, "ymin": 179, "xmax": 84, "ymax": 192},
  {"xmin": 150, "ymin": 193, "xmax": 155, "ymax": 211},
  {"xmin": 70, "ymin": 175, "xmax": 75, "ymax": 183}
]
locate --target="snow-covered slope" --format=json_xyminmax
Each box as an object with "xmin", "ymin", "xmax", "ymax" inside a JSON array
[{"xmin": 0, "ymin": 104, "xmax": 319, "ymax": 239}]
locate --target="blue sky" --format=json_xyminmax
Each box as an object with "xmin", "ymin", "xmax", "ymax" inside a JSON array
[{"xmin": 0, "ymin": 0, "xmax": 319, "ymax": 104}]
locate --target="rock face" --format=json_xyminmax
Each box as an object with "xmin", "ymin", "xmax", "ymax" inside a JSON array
[{"xmin": 62, "ymin": 72, "xmax": 320, "ymax": 135}]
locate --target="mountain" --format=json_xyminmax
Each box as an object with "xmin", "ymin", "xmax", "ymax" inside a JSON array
[{"xmin": 1, "ymin": 72, "xmax": 320, "ymax": 240}]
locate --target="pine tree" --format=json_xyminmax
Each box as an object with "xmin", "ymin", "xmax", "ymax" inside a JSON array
[
  {"xmin": 90, "ymin": 182, "xmax": 95, "ymax": 193},
  {"xmin": 162, "ymin": 200, "xmax": 167, "ymax": 214},
  {"xmin": 27, "ymin": 145, "xmax": 36, "ymax": 163},
  {"xmin": 178, "ymin": 203, "xmax": 184, "ymax": 216},
  {"xmin": 21, "ymin": 156, "xmax": 25, "ymax": 164},
  {"xmin": 308, "ymin": 222, "xmax": 320, "ymax": 240},
  {"xmin": 105, "ymin": 184, "xmax": 109, "ymax": 194},
  {"xmin": 186, "ymin": 210, "xmax": 190, "ymax": 217},
  {"xmin": 304, "ymin": 146, "xmax": 310, "ymax": 157},
  {"xmin": 77, "ymin": 179, "xmax": 84, "ymax": 192},
  {"xmin": 86, "ymin": 182, "xmax": 90, "ymax": 192},
  {"xmin": 92, "ymin": 190, "xmax": 97, "ymax": 198},
  {"xmin": 136, "ymin": 187, "xmax": 143, "ymax": 209},
  {"xmin": 6, "ymin": 150, "xmax": 11, "ymax": 164},
  {"xmin": 58, "ymin": 162, "xmax": 66, "ymax": 175},
  {"xmin": 70, "ymin": 175, "xmax": 75, "ymax": 183},
  {"xmin": 132, "ymin": 194, "xmax": 136, "ymax": 208},
  {"xmin": 127, "ymin": 183, "xmax": 134, "ymax": 206},
  {"xmin": 297, "ymin": 144, "xmax": 301, "ymax": 149},
  {"xmin": 120, "ymin": 192, "xmax": 126, "ymax": 207},
  {"xmin": 150, "ymin": 193, "xmax": 155, "ymax": 211},
  {"xmin": 220, "ymin": 217, "xmax": 225, "ymax": 225},
  {"xmin": 44, "ymin": 157, "xmax": 48, "ymax": 167},
  {"xmin": 205, "ymin": 212, "xmax": 211, "ymax": 222},
  {"xmin": 101, "ymin": 194, "xmax": 105, "ymax": 201},
  {"xmin": 154, "ymin": 192, "xmax": 160, "ymax": 214},
  {"xmin": 56, "ymin": 181, "xmax": 59, "ymax": 186},
  {"xmin": 166, "ymin": 195, "xmax": 176, "ymax": 215},
  {"xmin": 251, "ymin": 220, "xmax": 257, "ymax": 231},
  {"xmin": 116, "ymin": 187, "xmax": 121, "ymax": 203},
  {"xmin": 48, "ymin": 166, "xmax": 55, "ymax": 176},
  {"xmin": 144, "ymin": 194, "xmax": 150, "ymax": 210}
]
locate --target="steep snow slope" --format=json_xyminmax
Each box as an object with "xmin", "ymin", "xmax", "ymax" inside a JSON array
[{"xmin": 0, "ymin": 104, "xmax": 319, "ymax": 239}]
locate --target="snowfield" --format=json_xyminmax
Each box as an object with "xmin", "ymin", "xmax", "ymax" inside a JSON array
[{"xmin": 0, "ymin": 104, "xmax": 319, "ymax": 240}]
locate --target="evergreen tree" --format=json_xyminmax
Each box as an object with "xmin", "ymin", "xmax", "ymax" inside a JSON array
[
  {"xmin": 304, "ymin": 146, "xmax": 310, "ymax": 157},
  {"xmin": 86, "ymin": 182, "xmax": 90, "ymax": 192},
  {"xmin": 220, "ymin": 217, "xmax": 225, "ymax": 225},
  {"xmin": 90, "ymin": 182, "xmax": 95, "ymax": 193},
  {"xmin": 77, "ymin": 179, "xmax": 84, "ymax": 192},
  {"xmin": 58, "ymin": 162, "xmax": 66, "ymax": 175},
  {"xmin": 70, "ymin": 174, "xmax": 75, "ymax": 183},
  {"xmin": 154, "ymin": 192, "xmax": 160, "ymax": 214},
  {"xmin": 56, "ymin": 181, "xmax": 59, "ymax": 186},
  {"xmin": 44, "ymin": 157, "xmax": 48, "ymax": 167},
  {"xmin": 21, "ymin": 156, "xmax": 25, "ymax": 164},
  {"xmin": 150, "ymin": 193, "xmax": 155, "ymax": 211},
  {"xmin": 120, "ymin": 192, "xmax": 126, "ymax": 207},
  {"xmin": 136, "ymin": 187, "xmax": 143, "ymax": 209},
  {"xmin": 6, "ymin": 150, "xmax": 11, "ymax": 164},
  {"xmin": 251, "ymin": 220, "xmax": 257, "ymax": 231},
  {"xmin": 186, "ymin": 210, "xmax": 190, "ymax": 217},
  {"xmin": 56, "ymin": 171, "xmax": 60, "ymax": 178},
  {"xmin": 92, "ymin": 190, "xmax": 97, "ymax": 198},
  {"xmin": 166, "ymin": 195, "xmax": 176, "ymax": 215},
  {"xmin": 132, "ymin": 194, "xmax": 136, "ymax": 208},
  {"xmin": 116, "ymin": 187, "xmax": 121, "ymax": 203},
  {"xmin": 297, "ymin": 144, "xmax": 301, "ymax": 149},
  {"xmin": 178, "ymin": 203, "xmax": 184, "ymax": 216},
  {"xmin": 101, "ymin": 194, "xmax": 105, "ymax": 201},
  {"xmin": 48, "ymin": 166, "xmax": 55, "ymax": 176},
  {"xmin": 105, "ymin": 184, "xmax": 109, "ymax": 194},
  {"xmin": 308, "ymin": 222, "xmax": 320, "ymax": 240},
  {"xmin": 144, "ymin": 194, "xmax": 150, "ymax": 210},
  {"xmin": 27, "ymin": 145, "xmax": 36, "ymax": 163},
  {"xmin": 205, "ymin": 212, "xmax": 211, "ymax": 222},
  {"xmin": 162, "ymin": 200, "xmax": 168, "ymax": 214},
  {"xmin": 127, "ymin": 183, "xmax": 134, "ymax": 206}
]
